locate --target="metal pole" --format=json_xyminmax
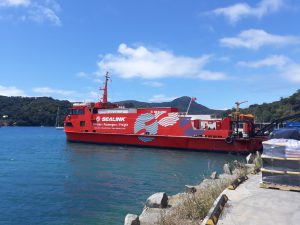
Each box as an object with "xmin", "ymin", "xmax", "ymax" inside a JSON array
[{"xmin": 186, "ymin": 97, "xmax": 193, "ymax": 115}]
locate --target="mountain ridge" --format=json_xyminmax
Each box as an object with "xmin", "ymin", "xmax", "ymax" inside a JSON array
[
  {"xmin": 1, "ymin": 89, "xmax": 300, "ymax": 126},
  {"xmin": 115, "ymin": 96, "xmax": 222, "ymax": 115}
]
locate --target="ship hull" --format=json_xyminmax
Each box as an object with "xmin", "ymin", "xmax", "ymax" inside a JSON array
[{"xmin": 66, "ymin": 131, "xmax": 264, "ymax": 153}]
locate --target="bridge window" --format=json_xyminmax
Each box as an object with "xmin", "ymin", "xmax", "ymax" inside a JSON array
[
  {"xmin": 68, "ymin": 109, "xmax": 84, "ymax": 115},
  {"xmin": 65, "ymin": 122, "xmax": 73, "ymax": 127}
]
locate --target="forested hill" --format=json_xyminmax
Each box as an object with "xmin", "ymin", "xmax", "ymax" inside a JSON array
[
  {"xmin": 0, "ymin": 96, "xmax": 221, "ymax": 126},
  {"xmin": 1, "ymin": 90, "xmax": 300, "ymax": 126},
  {"xmin": 0, "ymin": 96, "xmax": 71, "ymax": 126},
  {"xmin": 222, "ymin": 89, "xmax": 300, "ymax": 122}
]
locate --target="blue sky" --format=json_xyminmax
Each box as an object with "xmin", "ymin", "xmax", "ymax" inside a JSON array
[{"xmin": 0, "ymin": 0, "xmax": 300, "ymax": 109}]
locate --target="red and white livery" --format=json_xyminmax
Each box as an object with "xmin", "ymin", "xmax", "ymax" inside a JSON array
[{"xmin": 64, "ymin": 73, "xmax": 266, "ymax": 153}]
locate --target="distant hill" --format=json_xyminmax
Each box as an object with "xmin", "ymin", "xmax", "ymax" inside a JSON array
[
  {"xmin": 0, "ymin": 95, "xmax": 222, "ymax": 126},
  {"xmin": 1, "ymin": 89, "xmax": 300, "ymax": 126},
  {"xmin": 0, "ymin": 96, "xmax": 71, "ymax": 126},
  {"xmin": 116, "ymin": 96, "xmax": 223, "ymax": 115}
]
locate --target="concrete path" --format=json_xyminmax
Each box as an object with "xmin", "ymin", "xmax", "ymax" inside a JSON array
[{"xmin": 219, "ymin": 173, "xmax": 300, "ymax": 225}]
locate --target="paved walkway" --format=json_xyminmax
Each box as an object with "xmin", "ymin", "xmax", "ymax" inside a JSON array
[{"xmin": 219, "ymin": 173, "xmax": 300, "ymax": 225}]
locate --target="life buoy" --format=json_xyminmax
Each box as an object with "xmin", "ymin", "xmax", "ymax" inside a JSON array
[{"xmin": 225, "ymin": 136, "xmax": 233, "ymax": 144}]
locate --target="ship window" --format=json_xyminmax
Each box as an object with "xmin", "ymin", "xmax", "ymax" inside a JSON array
[
  {"xmin": 69, "ymin": 109, "xmax": 85, "ymax": 115},
  {"xmin": 80, "ymin": 121, "xmax": 85, "ymax": 127},
  {"xmin": 65, "ymin": 122, "xmax": 73, "ymax": 127}
]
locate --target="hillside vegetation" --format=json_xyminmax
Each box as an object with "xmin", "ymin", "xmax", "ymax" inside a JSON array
[
  {"xmin": 222, "ymin": 89, "xmax": 300, "ymax": 122},
  {"xmin": 0, "ymin": 96, "xmax": 71, "ymax": 126},
  {"xmin": 0, "ymin": 89, "xmax": 299, "ymax": 126}
]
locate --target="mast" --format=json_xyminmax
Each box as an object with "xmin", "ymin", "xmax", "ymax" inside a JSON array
[
  {"xmin": 100, "ymin": 72, "xmax": 110, "ymax": 103},
  {"xmin": 55, "ymin": 107, "xmax": 59, "ymax": 127}
]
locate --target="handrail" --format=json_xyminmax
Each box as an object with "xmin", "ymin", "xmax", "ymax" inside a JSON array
[{"xmin": 255, "ymin": 113, "xmax": 300, "ymax": 136}]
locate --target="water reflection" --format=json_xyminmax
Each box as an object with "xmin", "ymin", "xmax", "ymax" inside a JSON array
[
  {"xmin": 63, "ymin": 142, "xmax": 243, "ymax": 224},
  {"xmin": 0, "ymin": 126, "xmax": 243, "ymax": 225}
]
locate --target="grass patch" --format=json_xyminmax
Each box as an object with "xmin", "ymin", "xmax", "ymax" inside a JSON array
[
  {"xmin": 160, "ymin": 166, "xmax": 249, "ymax": 225},
  {"xmin": 253, "ymin": 151, "xmax": 263, "ymax": 169}
]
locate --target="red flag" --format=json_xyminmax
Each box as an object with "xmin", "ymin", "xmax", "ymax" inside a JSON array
[{"xmin": 192, "ymin": 97, "xmax": 197, "ymax": 101}]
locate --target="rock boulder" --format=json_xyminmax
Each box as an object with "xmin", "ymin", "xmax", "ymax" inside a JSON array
[
  {"xmin": 145, "ymin": 192, "xmax": 168, "ymax": 208},
  {"xmin": 210, "ymin": 171, "xmax": 219, "ymax": 179},
  {"xmin": 223, "ymin": 163, "xmax": 232, "ymax": 175},
  {"xmin": 246, "ymin": 153, "xmax": 255, "ymax": 164},
  {"xmin": 124, "ymin": 214, "xmax": 140, "ymax": 225},
  {"xmin": 185, "ymin": 185, "xmax": 197, "ymax": 193}
]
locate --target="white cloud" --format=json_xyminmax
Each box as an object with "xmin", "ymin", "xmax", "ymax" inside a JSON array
[
  {"xmin": 149, "ymin": 94, "xmax": 178, "ymax": 102},
  {"xmin": 89, "ymin": 91, "xmax": 99, "ymax": 98},
  {"xmin": 32, "ymin": 87, "xmax": 103, "ymax": 102},
  {"xmin": 76, "ymin": 71, "xmax": 103, "ymax": 84},
  {"xmin": 197, "ymin": 70, "xmax": 228, "ymax": 80},
  {"xmin": 76, "ymin": 72, "xmax": 88, "ymax": 77},
  {"xmin": 29, "ymin": 4, "xmax": 61, "ymax": 26},
  {"xmin": 0, "ymin": 0, "xmax": 61, "ymax": 25},
  {"xmin": 33, "ymin": 87, "xmax": 74, "ymax": 96},
  {"xmin": 282, "ymin": 64, "xmax": 300, "ymax": 82},
  {"xmin": 238, "ymin": 55, "xmax": 290, "ymax": 68},
  {"xmin": 218, "ymin": 56, "xmax": 231, "ymax": 62},
  {"xmin": 71, "ymin": 90, "xmax": 102, "ymax": 102},
  {"xmin": 0, "ymin": 0, "xmax": 30, "ymax": 7},
  {"xmin": 237, "ymin": 55, "xmax": 300, "ymax": 83},
  {"xmin": 93, "ymin": 78, "xmax": 103, "ymax": 83},
  {"xmin": 0, "ymin": 85, "xmax": 26, "ymax": 96},
  {"xmin": 98, "ymin": 43, "xmax": 228, "ymax": 80},
  {"xmin": 142, "ymin": 81, "xmax": 163, "ymax": 87},
  {"xmin": 213, "ymin": 0, "xmax": 283, "ymax": 24},
  {"xmin": 220, "ymin": 29, "xmax": 300, "ymax": 50}
]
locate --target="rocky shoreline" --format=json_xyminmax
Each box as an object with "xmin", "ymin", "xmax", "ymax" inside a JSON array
[{"xmin": 124, "ymin": 157, "xmax": 257, "ymax": 225}]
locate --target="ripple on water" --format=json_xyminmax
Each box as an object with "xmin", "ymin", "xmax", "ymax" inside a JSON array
[{"xmin": 0, "ymin": 127, "xmax": 243, "ymax": 225}]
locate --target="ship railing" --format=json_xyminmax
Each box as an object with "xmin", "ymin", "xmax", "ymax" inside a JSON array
[{"xmin": 73, "ymin": 102, "xmax": 93, "ymax": 107}]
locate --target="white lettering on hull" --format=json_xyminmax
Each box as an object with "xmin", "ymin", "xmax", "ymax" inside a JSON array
[
  {"xmin": 92, "ymin": 122, "xmax": 129, "ymax": 130},
  {"xmin": 102, "ymin": 117, "xmax": 126, "ymax": 122},
  {"xmin": 95, "ymin": 116, "xmax": 126, "ymax": 122}
]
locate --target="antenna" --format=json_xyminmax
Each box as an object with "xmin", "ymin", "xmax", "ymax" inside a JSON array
[{"xmin": 100, "ymin": 72, "xmax": 110, "ymax": 103}]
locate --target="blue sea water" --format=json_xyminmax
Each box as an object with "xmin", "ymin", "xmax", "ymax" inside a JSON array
[{"xmin": 0, "ymin": 127, "xmax": 243, "ymax": 225}]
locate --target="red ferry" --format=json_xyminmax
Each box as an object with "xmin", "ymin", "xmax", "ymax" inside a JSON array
[{"xmin": 64, "ymin": 73, "xmax": 266, "ymax": 153}]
